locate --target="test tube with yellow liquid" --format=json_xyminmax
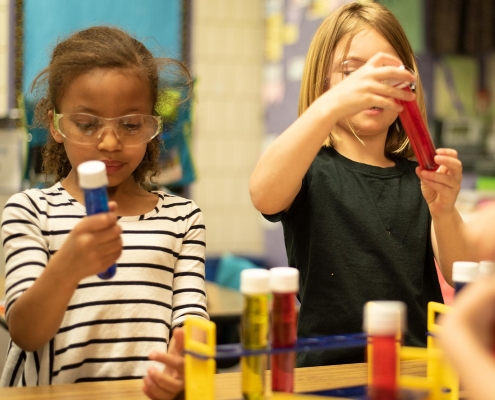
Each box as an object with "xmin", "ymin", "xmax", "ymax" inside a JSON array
[{"xmin": 240, "ymin": 269, "xmax": 270, "ymax": 400}]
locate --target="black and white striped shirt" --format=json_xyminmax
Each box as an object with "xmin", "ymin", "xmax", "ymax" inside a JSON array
[{"xmin": 0, "ymin": 182, "xmax": 208, "ymax": 386}]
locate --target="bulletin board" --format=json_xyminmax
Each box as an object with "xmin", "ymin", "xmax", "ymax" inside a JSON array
[{"xmin": 23, "ymin": 0, "xmax": 183, "ymax": 93}]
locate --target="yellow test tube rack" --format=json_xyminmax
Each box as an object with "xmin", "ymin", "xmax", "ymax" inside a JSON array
[
  {"xmin": 183, "ymin": 300, "xmax": 459, "ymax": 399},
  {"xmin": 184, "ymin": 317, "xmax": 216, "ymax": 400}
]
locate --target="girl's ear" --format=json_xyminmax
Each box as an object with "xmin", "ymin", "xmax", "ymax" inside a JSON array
[{"xmin": 48, "ymin": 110, "xmax": 64, "ymax": 143}]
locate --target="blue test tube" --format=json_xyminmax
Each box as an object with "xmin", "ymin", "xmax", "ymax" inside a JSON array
[{"xmin": 77, "ymin": 160, "xmax": 117, "ymax": 280}]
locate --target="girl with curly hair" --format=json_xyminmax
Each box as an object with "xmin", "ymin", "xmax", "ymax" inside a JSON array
[{"xmin": 1, "ymin": 26, "xmax": 207, "ymax": 400}]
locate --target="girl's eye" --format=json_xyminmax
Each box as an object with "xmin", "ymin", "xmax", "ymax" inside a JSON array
[
  {"xmin": 342, "ymin": 68, "xmax": 359, "ymax": 77},
  {"xmin": 122, "ymin": 123, "xmax": 141, "ymax": 134},
  {"xmin": 123, "ymin": 124, "xmax": 141, "ymax": 131},
  {"xmin": 341, "ymin": 60, "xmax": 365, "ymax": 78},
  {"xmin": 76, "ymin": 123, "xmax": 98, "ymax": 134}
]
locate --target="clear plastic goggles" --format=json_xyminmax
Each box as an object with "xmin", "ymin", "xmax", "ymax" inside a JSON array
[{"xmin": 53, "ymin": 111, "xmax": 163, "ymax": 146}]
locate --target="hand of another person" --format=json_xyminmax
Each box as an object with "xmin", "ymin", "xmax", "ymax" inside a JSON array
[
  {"xmin": 320, "ymin": 52, "xmax": 416, "ymax": 121},
  {"xmin": 51, "ymin": 201, "xmax": 122, "ymax": 282},
  {"xmin": 464, "ymin": 202, "xmax": 495, "ymax": 261},
  {"xmin": 417, "ymin": 148, "xmax": 463, "ymax": 218},
  {"xmin": 439, "ymin": 277, "xmax": 495, "ymax": 400},
  {"xmin": 143, "ymin": 328, "xmax": 185, "ymax": 400}
]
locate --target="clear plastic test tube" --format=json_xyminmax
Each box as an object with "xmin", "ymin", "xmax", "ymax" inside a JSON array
[
  {"xmin": 364, "ymin": 301, "xmax": 406, "ymax": 400},
  {"xmin": 269, "ymin": 267, "xmax": 299, "ymax": 393},
  {"xmin": 240, "ymin": 269, "xmax": 270, "ymax": 400}
]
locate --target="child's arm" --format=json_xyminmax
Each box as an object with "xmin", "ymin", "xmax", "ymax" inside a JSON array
[
  {"xmin": 417, "ymin": 148, "xmax": 467, "ymax": 286},
  {"xmin": 439, "ymin": 277, "xmax": 495, "ymax": 400},
  {"xmin": 142, "ymin": 328, "xmax": 185, "ymax": 400},
  {"xmin": 250, "ymin": 52, "xmax": 416, "ymax": 215},
  {"xmin": 3, "ymin": 200, "xmax": 122, "ymax": 352}
]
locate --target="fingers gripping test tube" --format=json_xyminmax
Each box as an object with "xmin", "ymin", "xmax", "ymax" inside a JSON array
[
  {"xmin": 77, "ymin": 160, "xmax": 117, "ymax": 280},
  {"xmin": 240, "ymin": 269, "xmax": 270, "ymax": 400},
  {"xmin": 364, "ymin": 301, "xmax": 406, "ymax": 400},
  {"xmin": 270, "ymin": 267, "xmax": 299, "ymax": 393}
]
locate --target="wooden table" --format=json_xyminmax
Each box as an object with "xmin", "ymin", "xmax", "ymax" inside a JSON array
[{"xmin": 0, "ymin": 360, "xmax": 427, "ymax": 399}]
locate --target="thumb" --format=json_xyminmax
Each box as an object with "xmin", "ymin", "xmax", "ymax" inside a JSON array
[
  {"xmin": 108, "ymin": 201, "xmax": 118, "ymax": 213},
  {"xmin": 168, "ymin": 328, "xmax": 185, "ymax": 356}
]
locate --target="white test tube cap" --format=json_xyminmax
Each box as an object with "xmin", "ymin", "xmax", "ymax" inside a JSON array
[
  {"xmin": 269, "ymin": 267, "xmax": 299, "ymax": 293},
  {"xmin": 479, "ymin": 260, "xmax": 495, "ymax": 277},
  {"xmin": 363, "ymin": 301, "xmax": 406, "ymax": 336},
  {"xmin": 240, "ymin": 268, "xmax": 270, "ymax": 295},
  {"xmin": 77, "ymin": 160, "xmax": 108, "ymax": 189},
  {"xmin": 452, "ymin": 261, "xmax": 479, "ymax": 283}
]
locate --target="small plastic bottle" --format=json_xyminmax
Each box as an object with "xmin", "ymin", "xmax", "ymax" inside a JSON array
[
  {"xmin": 77, "ymin": 160, "xmax": 117, "ymax": 280},
  {"xmin": 240, "ymin": 268, "xmax": 270, "ymax": 400},
  {"xmin": 364, "ymin": 301, "xmax": 406, "ymax": 400},
  {"xmin": 452, "ymin": 261, "xmax": 479, "ymax": 294},
  {"xmin": 479, "ymin": 260, "xmax": 495, "ymax": 277},
  {"xmin": 269, "ymin": 267, "xmax": 299, "ymax": 393}
]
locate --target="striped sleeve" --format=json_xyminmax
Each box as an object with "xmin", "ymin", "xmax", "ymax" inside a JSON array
[
  {"xmin": 171, "ymin": 200, "xmax": 208, "ymax": 327},
  {"xmin": 1, "ymin": 192, "xmax": 48, "ymax": 321}
]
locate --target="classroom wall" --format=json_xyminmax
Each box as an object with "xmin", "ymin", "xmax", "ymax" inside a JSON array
[{"xmin": 190, "ymin": 0, "xmax": 264, "ymax": 256}]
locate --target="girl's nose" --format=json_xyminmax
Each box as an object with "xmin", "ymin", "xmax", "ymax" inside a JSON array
[{"xmin": 97, "ymin": 127, "xmax": 123, "ymax": 151}]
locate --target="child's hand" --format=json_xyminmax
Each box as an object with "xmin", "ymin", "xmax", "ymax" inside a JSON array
[
  {"xmin": 321, "ymin": 52, "xmax": 416, "ymax": 121},
  {"xmin": 438, "ymin": 277, "xmax": 495, "ymax": 400},
  {"xmin": 52, "ymin": 201, "xmax": 122, "ymax": 282},
  {"xmin": 143, "ymin": 328, "xmax": 185, "ymax": 400},
  {"xmin": 416, "ymin": 148, "xmax": 463, "ymax": 218}
]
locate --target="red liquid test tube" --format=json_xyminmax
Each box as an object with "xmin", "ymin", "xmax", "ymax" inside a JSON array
[
  {"xmin": 269, "ymin": 267, "xmax": 299, "ymax": 393},
  {"xmin": 364, "ymin": 301, "xmax": 406, "ymax": 400},
  {"xmin": 396, "ymin": 85, "xmax": 438, "ymax": 171}
]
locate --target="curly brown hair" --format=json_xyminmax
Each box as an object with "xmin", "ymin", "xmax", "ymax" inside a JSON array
[{"xmin": 31, "ymin": 25, "xmax": 192, "ymax": 186}]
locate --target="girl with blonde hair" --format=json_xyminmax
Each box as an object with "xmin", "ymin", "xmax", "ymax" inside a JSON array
[{"xmin": 250, "ymin": 2, "xmax": 467, "ymax": 367}]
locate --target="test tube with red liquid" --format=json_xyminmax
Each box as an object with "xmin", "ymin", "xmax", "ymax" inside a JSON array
[
  {"xmin": 269, "ymin": 267, "xmax": 299, "ymax": 393},
  {"xmin": 394, "ymin": 68, "xmax": 438, "ymax": 171},
  {"xmin": 364, "ymin": 301, "xmax": 406, "ymax": 400}
]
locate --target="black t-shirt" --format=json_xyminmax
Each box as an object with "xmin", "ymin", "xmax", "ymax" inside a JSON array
[{"xmin": 265, "ymin": 147, "xmax": 443, "ymax": 367}]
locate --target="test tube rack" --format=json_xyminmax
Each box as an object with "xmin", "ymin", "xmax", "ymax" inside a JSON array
[{"xmin": 184, "ymin": 301, "xmax": 458, "ymax": 400}]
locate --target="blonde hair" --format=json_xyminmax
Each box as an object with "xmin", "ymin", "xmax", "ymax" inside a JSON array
[{"xmin": 299, "ymin": 2, "xmax": 426, "ymax": 159}]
